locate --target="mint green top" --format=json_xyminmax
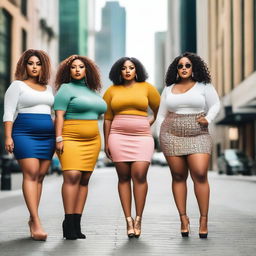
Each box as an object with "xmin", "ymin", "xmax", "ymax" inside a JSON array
[{"xmin": 54, "ymin": 80, "xmax": 107, "ymax": 120}]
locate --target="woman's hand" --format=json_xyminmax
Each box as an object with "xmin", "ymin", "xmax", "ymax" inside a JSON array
[
  {"xmin": 104, "ymin": 145, "xmax": 112, "ymax": 160},
  {"xmin": 56, "ymin": 141, "xmax": 64, "ymax": 154},
  {"xmin": 148, "ymin": 116, "xmax": 155, "ymax": 126},
  {"xmin": 5, "ymin": 137, "xmax": 14, "ymax": 153},
  {"xmin": 196, "ymin": 116, "xmax": 209, "ymax": 127}
]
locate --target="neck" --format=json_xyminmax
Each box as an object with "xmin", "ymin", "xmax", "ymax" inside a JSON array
[
  {"xmin": 180, "ymin": 78, "xmax": 193, "ymax": 84},
  {"xmin": 26, "ymin": 77, "xmax": 39, "ymax": 85},
  {"xmin": 123, "ymin": 79, "xmax": 136, "ymax": 86}
]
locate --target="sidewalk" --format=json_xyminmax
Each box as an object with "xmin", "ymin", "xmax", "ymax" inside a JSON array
[{"xmin": 0, "ymin": 167, "xmax": 256, "ymax": 256}]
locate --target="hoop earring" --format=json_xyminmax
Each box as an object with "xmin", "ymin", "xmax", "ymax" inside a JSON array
[
  {"xmin": 119, "ymin": 75, "xmax": 123, "ymax": 83},
  {"xmin": 191, "ymin": 72, "xmax": 194, "ymax": 79},
  {"xmin": 176, "ymin": 73, "xmax": 179, "ymax": 80},
  {"xmin": 135, "ymin": 74, "xmax": 138, "ymax": 81}
]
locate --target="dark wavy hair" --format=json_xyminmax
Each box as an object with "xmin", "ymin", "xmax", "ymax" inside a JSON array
[
  {"xmin": 109, "ymin": 57, "xmax": 148, "ymax": 85},
  {"xmin": 165, "ymin": 52, "xmax": 211, "ymax": 86},
  {"xmin": 15, "ymin": 49, "xmax": 51, "ymax": 85},
  {"xmin": 55, "ymin": 55, "xmax": 102, "ymax": 91}
]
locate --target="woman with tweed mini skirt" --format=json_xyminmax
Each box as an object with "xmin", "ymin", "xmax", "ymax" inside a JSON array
[{"xmin": 158, "ymin": 52, "xmax": 220, "ymax": 239}]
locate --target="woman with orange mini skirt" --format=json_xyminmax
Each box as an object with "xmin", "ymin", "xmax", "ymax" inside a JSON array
[
  {"xmin": 54, "ymin": 55, "xmax": 107, "ymax": 240},
  {"xmin": 103, "ymin": 57, "xmax": 160, "ymax": 238}
]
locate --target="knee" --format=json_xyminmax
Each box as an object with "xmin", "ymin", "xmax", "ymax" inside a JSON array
[
  {"xmin": 38, "ymin": 174, "xmax": 46, "ymax": 183},
  {"xmin": 171, "ymin": 172, "xmax": 187, "ymax": 182},
  {"xmin": 118, "ymin": 174, "xmax": 131, "ymax": 183},
  {"xmin": 132, "ymin": 174, "xmax": 147, "ymax": 184},
  {"xmin": 64, "ymin": 174, "xmax": 81, "ymax": 185},
  {"xmin": 193, "ymin": 173, "xmax": 208, "ymax": 183},
  {"xmin": 23, "ymin": 169, "xmax": 39, "ymax": 181}
]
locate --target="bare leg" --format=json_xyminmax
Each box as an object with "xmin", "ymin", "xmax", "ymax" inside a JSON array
[
  {"xmin": 74, "ymin": 171, "xmax": 93, "ymax": 214},
  {"xmin": 187, "ymin": 153, "xmax": 210, "ymax": 234},
  {"xmin": 131, "ymin": 161, "xmax": 150, "ymax": 217},
  {"xmin": 62, "ymin": 170, "xmax": 82, "ymax": 213},
  {"xmin": 37, "ymin": 160, "xmax": 51, "ymax": 207},
  {"xmin": 18, "ymin": 158, "xmax": 47, "ymax": 239},
  {"xmin": 165, "ymin": 155, "xmax": 190, "ymax": 233},
  {"xmin": 165, "ymin": 156, "xmax": 189, "ymax": 215},
  {"xmin": 114, "ymin": 162, "xmax": 132, "ymax": 217}
]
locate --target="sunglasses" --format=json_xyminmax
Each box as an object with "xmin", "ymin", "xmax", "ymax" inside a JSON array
[{"xmin": 177, "ymin": 63, "xmax": 192, "ymax": 69}]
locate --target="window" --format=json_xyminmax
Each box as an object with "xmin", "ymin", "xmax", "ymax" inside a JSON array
[
  {"xmin": 21, "ymin": 0, "xmax": 27, "ymax": 16},
  {"xmin": 22, "ymin": 29, "xmax": 27, "ymax": 52}
]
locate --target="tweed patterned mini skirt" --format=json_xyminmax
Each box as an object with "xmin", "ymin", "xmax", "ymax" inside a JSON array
[{"xmin": 159, "ymin": 112, "xmax": 212, "ymax": 156}]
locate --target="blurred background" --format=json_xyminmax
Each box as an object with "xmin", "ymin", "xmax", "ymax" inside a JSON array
[{"xmin": 0, "ymin": 0, "xmax": 256, "ymax": 176}]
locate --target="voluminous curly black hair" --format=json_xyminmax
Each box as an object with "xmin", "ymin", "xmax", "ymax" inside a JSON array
[
  {"xmin": 109, "ymin": 57, "xmax": 148, "ymax": 85},
  {"xmin": 165, "ymin": 52, "xmax": 211, "ymax": 86}
]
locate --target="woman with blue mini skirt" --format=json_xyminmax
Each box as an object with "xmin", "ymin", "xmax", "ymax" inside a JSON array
[{"xmin": 3, "ymin": 49, "xmax": 55, "ymax": 241}]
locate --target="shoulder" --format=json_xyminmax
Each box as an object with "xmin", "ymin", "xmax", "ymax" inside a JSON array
[
  {"xmin": 9, "ymin": 80, "xmax": 24, "ymax": 88},
  {"xmin": 46, "ymin": 85, "xmax": 54, "ymax": 92},
  {"xmin": 103, "ymin": 85, "xmax": 116, "ymax": 94}
]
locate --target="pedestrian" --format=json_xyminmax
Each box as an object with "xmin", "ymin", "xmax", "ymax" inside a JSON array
[
  {"xmin": 103, "ymin": 57, "xmax": 160, "ymax": 238},
  {"xmin": 158, "ymin": 52, "xmax": 220, "ymax": 238},
  {"xmin": 3, "ymin": 49, "xmax": 55, "ymax": 241},
  {"xmin": 54, "ymin": 55, "xmax": 107, "ymax": 240}
]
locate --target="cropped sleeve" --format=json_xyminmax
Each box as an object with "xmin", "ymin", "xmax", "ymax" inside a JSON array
[
  {"xmin": 3, "ymin": 81, "xmax": 21, "ymax": 122},
  {"xmin": 54, "ymin": 84, "xmax": 71, "ymax": 111},
  {"xmin": 147, "ymin": 84, "xmax": 160, "ymax": 114},
  {"xmin": 204, "ymin": 83, "xmax": 221, "ymax": 123},
  {"xmin": 103, "ymin": 87, "xmax": 114, "ymax": 120}
]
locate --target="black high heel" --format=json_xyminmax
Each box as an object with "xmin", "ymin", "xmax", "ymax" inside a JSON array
[
  {"xmin": 199, "ymin": 215, "xmax": 208, "ymax": 239},
  {"xmin": 180, "ymin": 214, "xmax": 190, "ymax": 237},
  {"xmin": 74, "ymin": 214, "xmax": 86, "ymax": 239},
  {"xmin": 62, "ymin": 214, "xmax": 77, "ymax": 240}
]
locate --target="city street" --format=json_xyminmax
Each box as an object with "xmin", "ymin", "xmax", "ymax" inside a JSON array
[{"xmin": 0, "ymin": 166, "xmax": 256, "ymax": 256}]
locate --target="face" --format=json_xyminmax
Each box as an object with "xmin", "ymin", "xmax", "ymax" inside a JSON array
[
  {"xmin": 177, "ymin": 57, "xmax": 192, "ymax": 79},
  {"xmin": 70, "ymin": 59, "xmax": 86, "ymax": 80},
  {"xmin": 26, "ymin": 56, "xmax": 42, "ymax": 78},
  {"xmin": 121, "ymin": 60, "xmax": 136, "ymax": 81}
]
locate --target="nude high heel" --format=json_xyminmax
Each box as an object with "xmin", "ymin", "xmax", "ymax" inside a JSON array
[
  {"xmin": 180, "ymin": 214, "xmax": 190, "ymax": 237},
  {"xmin": 199, "ymin": 215, "xmax": 208, "ymax": 239},
  {"xmin": 28, "ymin": 220, "xmax": 47, "ymax": 241},
  {"xmin": 126, "ymin": 217, "xmax": 135, "ymax": 238},
  {"xmin": 134, "ymin": 216, "xmax": 142, "ymax": 238}
]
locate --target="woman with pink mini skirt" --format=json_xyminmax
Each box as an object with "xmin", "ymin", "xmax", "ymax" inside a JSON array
[{"xmin": 103, "ymin": 57, "xmax": 160, "ymax": 238}]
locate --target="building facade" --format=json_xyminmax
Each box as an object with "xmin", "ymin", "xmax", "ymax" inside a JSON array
[
  {"xmin": 206, "ymin": 0, "xmax": 256, "ymax": 163},
  {"xmin": 0, "ymin": 0, "xmax": 59, "ymax": 153}
]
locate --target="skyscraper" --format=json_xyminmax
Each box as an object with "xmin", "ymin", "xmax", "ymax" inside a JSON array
[
  {"xmin": 59, "ymin": 0, "xmax": 89, "ymax": 61},
  {"xmin": 95, "ymin": 1, "xmax": 126, "ymax": 89}
]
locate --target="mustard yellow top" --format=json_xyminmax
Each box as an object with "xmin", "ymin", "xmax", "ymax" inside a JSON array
[{"xmin": 103, "ymin": 82, "xmax": 160, "ymax": 120}]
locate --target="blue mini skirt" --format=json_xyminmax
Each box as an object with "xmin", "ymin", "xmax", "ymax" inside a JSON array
[{"xmin": 12, "ymin": 113, "xmax": 55, "ymax": 160}]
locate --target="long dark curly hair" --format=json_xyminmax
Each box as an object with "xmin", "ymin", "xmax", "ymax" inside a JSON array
[
  {"xmin": 15, "ymin": 49, "xmax": 51, "ymax": 85},
  {"xmin": 55, "ymin": 55, "xmax": 102, "ymax": 91},
  {"xmin": 109, "ymin": 57, "xmax": 148, "ymax": 85},
  {"xmin": 165, "ymin": 52, "xmax": 211, "ymax": 86}
]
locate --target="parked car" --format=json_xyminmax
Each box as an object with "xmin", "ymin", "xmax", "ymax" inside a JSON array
[
  {"xmin": 217, "ymin": 149, "xmax": 253, "ymax": 175},
  {"xmin": 152, "ymin": 152, "xmax": 167, "ymax": 166}
]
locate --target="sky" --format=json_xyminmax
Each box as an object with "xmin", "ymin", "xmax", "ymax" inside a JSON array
[{"xmin": 95, "ymin": 0, "xmax": 167, "ymax": 84}]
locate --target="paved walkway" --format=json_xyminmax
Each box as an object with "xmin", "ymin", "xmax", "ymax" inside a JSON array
[{"xmin": 0, "ymin": 167, "xmax": 256, "ymax": 256}]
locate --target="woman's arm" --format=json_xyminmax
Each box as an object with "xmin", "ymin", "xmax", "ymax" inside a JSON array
[
  {"xmin": 4, "ymin": 122, "xmax": 14, "ymax": 153},
  {"xmin": 55, "ymin": 110, "xmax": 66, "ymax": 154},
  {"xmin": 103, "ymin": 119, "xmax": 112, "ymax": 159}
]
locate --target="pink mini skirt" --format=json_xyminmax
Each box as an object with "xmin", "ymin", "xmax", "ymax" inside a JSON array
[{"xmin": 108, "ymin": 115, "xmax": 154, "ymax": 162}]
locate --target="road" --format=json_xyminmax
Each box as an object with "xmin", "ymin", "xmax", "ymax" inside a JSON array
[{"xmin": 0, "ymin": 166, "xmax": 256, "ymax": 256}]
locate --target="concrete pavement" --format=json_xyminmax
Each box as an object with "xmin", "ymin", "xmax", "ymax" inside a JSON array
[{"xmin": 0, "ymin": 166, "xmax": 256, "ymax": 256}]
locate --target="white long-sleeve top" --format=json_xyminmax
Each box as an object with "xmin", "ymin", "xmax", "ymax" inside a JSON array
[
  {"xmin": 3, "ymin": 80, "xmax": 54, "ymax": 122},
  {"xmin": 157, "ymin": 82, "xmax": 221, "ymax": 126}
]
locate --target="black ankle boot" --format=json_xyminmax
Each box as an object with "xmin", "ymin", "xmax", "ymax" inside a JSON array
[
  {"xmin": 62, "ymin": 214, "xmax": 77, "ymax": 240},
  {"xmin": 73, "ymin": 214, "xmax": 86, "ymax": 239}
]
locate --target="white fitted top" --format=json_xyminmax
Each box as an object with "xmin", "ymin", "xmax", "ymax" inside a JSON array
[
  {"xmin": 3, "ymin": 80, "xmax": 54, "ymax": 122},
  {"xmin": 157, "ymin": 82, "xmax": 220, "ymax": 125}
]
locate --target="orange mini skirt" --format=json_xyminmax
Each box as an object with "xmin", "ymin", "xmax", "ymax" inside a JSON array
[{"xmin": 57, "ymin": 119, "xmax": 101, "ymax": 171}]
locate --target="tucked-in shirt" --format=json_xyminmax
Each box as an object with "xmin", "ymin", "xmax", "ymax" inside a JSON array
[
  {"xmin": 157, "ymin": 82, "xmax": 220, "ymax": 125},
  {"xmin": 54, "ymin": 80, "xmax": 107, "ymax": 120},
  {"xmin": 3, "ymin": 80, "xmax": 54, "ymax": 122},
  {"xmin": 103, "ymin": 82, "xmax": 160, "ymax": 120}
]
